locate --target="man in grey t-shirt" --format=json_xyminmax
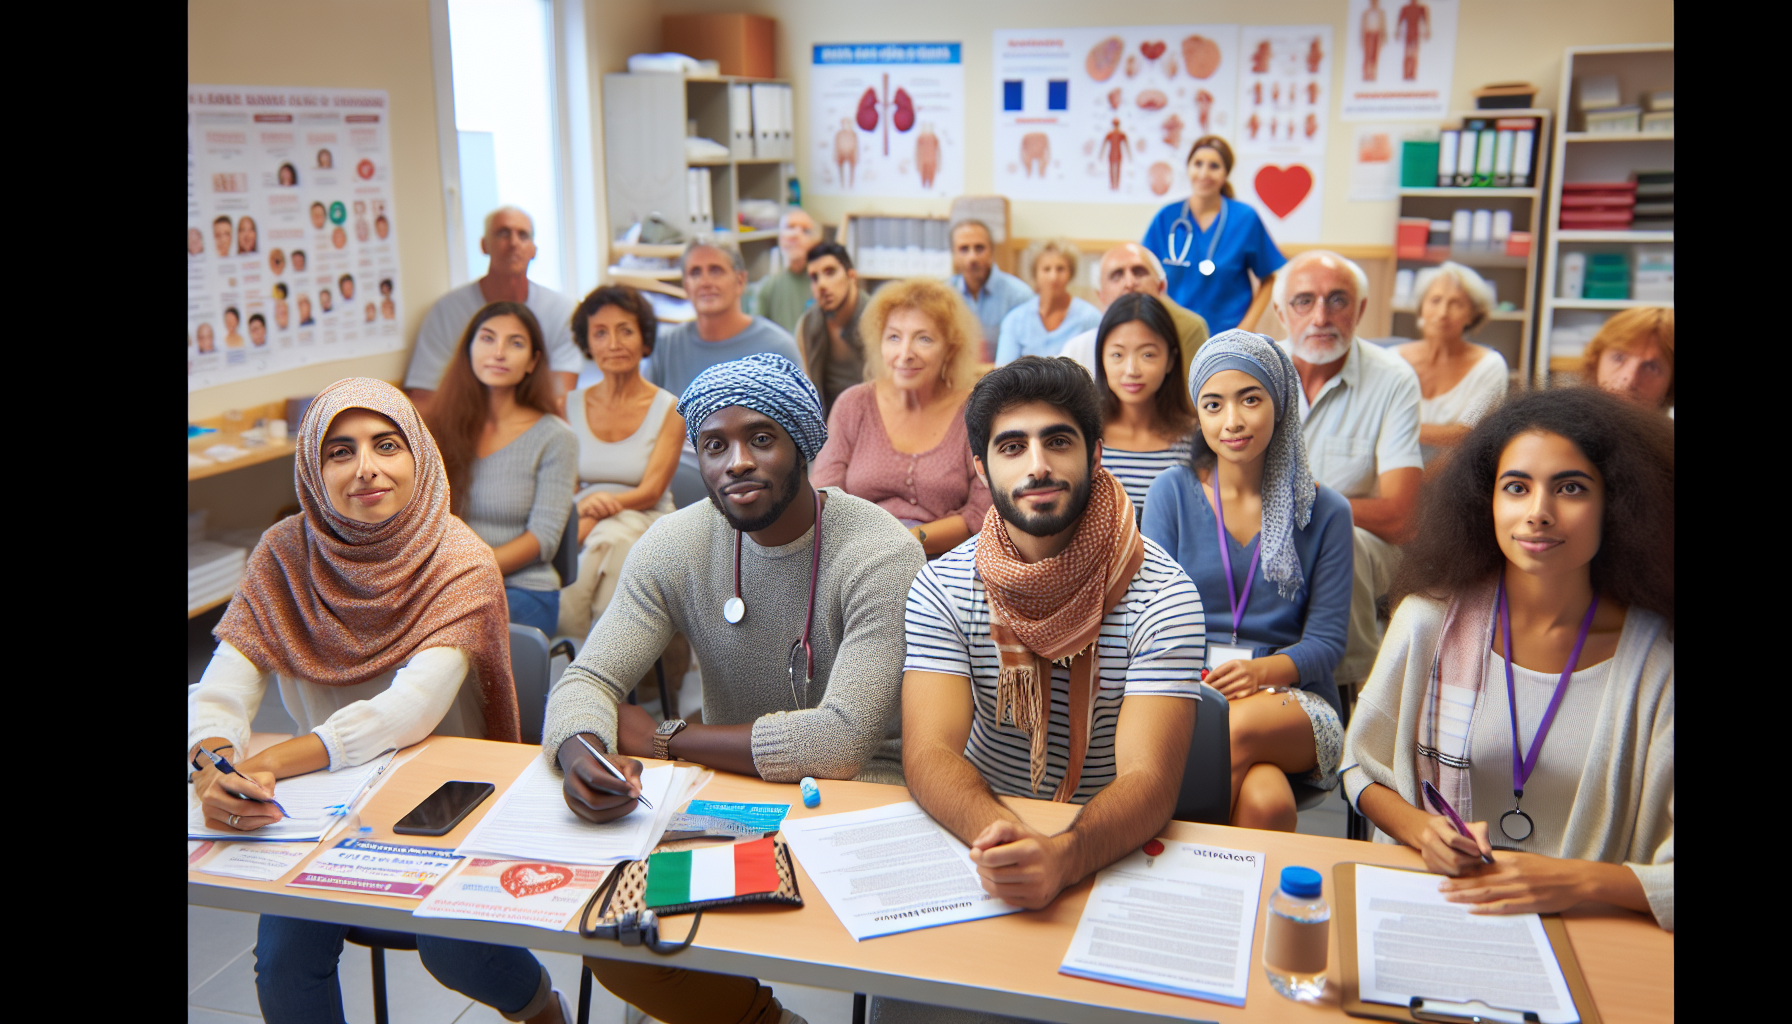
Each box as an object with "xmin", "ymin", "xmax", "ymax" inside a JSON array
[{"xmin": 403, "ymin": 206, "xmax": 582, "ymax": 412}]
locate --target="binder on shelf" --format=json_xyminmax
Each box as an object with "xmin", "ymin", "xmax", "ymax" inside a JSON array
[
  {"xmin": 777, "ymin": 84, "xmax": 795, "ymax": 159},
  {"xmin": 750, "ymin": 84, "xmax": 775, "ymax": 158},
  {"xmin": 1501, "ymin": 118, "xmax": 1538, "ymax": 187},
  {"xmin": 1492, "ymin": 128, "xmax": 1515, "ymax": 186},
  {"xmin": 1437, "ymin": 130, "xmax": 1458, "ymax": 187},
  {"xmin": 729, "ymin": 83, "xmax": 754, "ymax": 160},
  {"xmin": 1471, "ymin": 122, "xmax": 1497, "ymax": 187},
  {"xmin": 1453, "ymin": 123, "xmax": 1478, "ymax": 186}
]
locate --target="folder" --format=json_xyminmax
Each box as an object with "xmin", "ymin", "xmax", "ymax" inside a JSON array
[
  {"xmin": 1453, "ymin": 124, "xmax": 1478, "ymax": 186},
  {"xmin": 751, "ymin": 84, "xmax": 775, "ymax": 158},
  {"xmin": 729, "ymin": 83, "xmax": 754, "ymax": 160},
  {"xmin": 1506, "ymin": 119, "xmax": 1537, "ymax": 188},
  {"xmin": 1332, "ymin": 863, "xmax": 1602, "ymax": 1024},
  {"xmin": 778, "ymin": 84, "xmax": 795, "ymax": 159},
  {"xmin": 1473, "ymin": 126, "xmax": 1497, "ymax": 187},
  {"xmin": 1492, "ymin": 129, "xmax": 1515, "ymax": 186},
  {"xmin": 1437, "ymin": 130, "xmax": 1458, "ymax": 187}
]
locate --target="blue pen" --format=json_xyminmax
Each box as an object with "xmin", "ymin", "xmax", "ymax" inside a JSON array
[{"xmin": 200, "ymin": 746, "xmax": 291, "ymax": 818}]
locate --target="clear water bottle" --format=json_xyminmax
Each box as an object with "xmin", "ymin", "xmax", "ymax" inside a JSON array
[{"xmin": 1263, "ymin": 865, "xmax": 1329, "ymax": 1001}]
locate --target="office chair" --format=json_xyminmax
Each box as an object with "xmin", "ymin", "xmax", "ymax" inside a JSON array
[
  {"xmin": 554, "ymin": 501, "xmax": 580, "ymax": 590},
  {"xmin": 509, "ymin": 623, "xmax": 554, "ymax": 746},
  {"xmin": 343, "ymin": 927, "xmax": 419, "ymax": 1024},
  {"xmin": 1174, "ymin": 683, "xmax": 1232, "ymax": 823}
]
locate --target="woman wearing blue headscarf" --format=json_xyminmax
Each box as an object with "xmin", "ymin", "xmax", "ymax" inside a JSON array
[{"xmin": 1142, "ymin": 330, "xmax": 1355, "ymax": 832}]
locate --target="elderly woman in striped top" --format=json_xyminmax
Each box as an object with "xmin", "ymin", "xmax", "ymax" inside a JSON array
[{"xmin": 1096, "ymin": 293, "xmax": 1197, "ymax": 524}]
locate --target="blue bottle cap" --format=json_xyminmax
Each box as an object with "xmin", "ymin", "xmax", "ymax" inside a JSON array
[
  {"xmin": 799, "ymin": 777, "xmax": 820, "ymax": 808},
  {"xmin": 1280, "ymin": 866, "xmax": 1323, "ymax": 898}
]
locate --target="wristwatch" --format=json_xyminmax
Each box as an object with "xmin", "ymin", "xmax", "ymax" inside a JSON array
[{"xmin": 653, "ymin": 719, "xmax": 689, "ymax": 761}]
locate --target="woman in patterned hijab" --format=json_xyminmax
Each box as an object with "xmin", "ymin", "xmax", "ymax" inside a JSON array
[{"xmin": 1141, "ymin": 329, "xmax": 1358, "ymax": 832}]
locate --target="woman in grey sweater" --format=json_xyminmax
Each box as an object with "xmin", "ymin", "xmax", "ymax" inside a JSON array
[
  {"xmin": 1343, "ymin": 387, "xmax": 1674, "ymax": 930},
  {"xmin": 424, "ymin": 301, "xmax": 577, "ymax": 637}
]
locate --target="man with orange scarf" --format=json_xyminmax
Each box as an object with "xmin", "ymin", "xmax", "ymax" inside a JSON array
[{"xmin": 901, "ymin": 356, "xmax": 1207, "ymax": 914}]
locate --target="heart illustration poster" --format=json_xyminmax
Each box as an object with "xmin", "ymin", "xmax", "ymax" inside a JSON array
[
  {"xmin": 992, "ymin": 25, "xmax": 1239, "ymax": 204},
  {"xmin": 810, "ymin": 43, "xmax": 964, "ymax": 199},
  {"xmin": 1232, "ymin": 25, "xmax": 1331, "ymax": 241},
  {"xmin": 414, "ymin": 857, "xmax": 610, "ymax": 930}
]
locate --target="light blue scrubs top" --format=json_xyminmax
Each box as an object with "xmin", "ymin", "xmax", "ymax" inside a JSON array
[
  {"xmin": 1142, "ymin": 196, "xmax": 1286, "ymax": 334},
  {"xmin": 948, "ymin": 266, "xmax": 1034, "ymax": 357},
  {"xmin": 994, "ymin": 296, "xmax": 1102, "ymax": 364}
]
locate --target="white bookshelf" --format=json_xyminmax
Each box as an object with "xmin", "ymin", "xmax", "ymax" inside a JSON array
[{"xmin": 1538, "ymin": 44, "xmax": 1674, "ymax": 386}]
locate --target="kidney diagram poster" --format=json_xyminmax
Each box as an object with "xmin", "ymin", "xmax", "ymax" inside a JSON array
[
  {"xmin": 1340, "ymin": 0, "xmax": 1458, "ymax": 121},
  {"xmin": 189, "ymin": 85, "xmax": 405, "ymax": 392},
  {"xmin": 1231, "ymin": 25, "xmax": 1333, "ymax": 242},
  {"xmin": 810, "ymin": 43, "xmax": 964, "ymax": 199},
  {"xmin": 992, "ymin": 26, "xmax": 1239, "ymax": 204}
]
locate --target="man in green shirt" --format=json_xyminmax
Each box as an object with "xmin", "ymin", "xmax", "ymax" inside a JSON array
[{"xmin": 750, "ymin": 208, "xmax": 822, "ymax": 335}]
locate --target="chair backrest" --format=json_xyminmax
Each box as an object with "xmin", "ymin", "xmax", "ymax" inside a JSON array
[
  {"xmin": 1173, "ymin": 683, "xmax": 1231, "ymax": 824},
  {"xmin": 508, "ymin": 623, "xmax": 553, "ymax": 746},
  {"xmin": 553, "ymin": 502, "xmax": 579, "ymax": 589}
]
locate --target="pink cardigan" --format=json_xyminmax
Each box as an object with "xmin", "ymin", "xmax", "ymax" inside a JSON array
[{"xmin": 811, "ymin": 383, "xmax": 993, "ymax": 531}]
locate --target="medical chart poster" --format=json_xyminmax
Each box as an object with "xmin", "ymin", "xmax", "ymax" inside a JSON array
[
  {"xmin": 810, "ymin": 44, "xmax": 964, "ymax": 199},
  {"xmin": 1232, "ymin": 26, "xmax": 1332, "ymax": 242},
  {"xmin": 188, "ymin": 85, "xmax": 406, "ymax": 392},
  {"xmin": 992, "ymin": 26, "xmax": 1239, "ymax": 205},
  {"xmin": 1340, "ymin": 0, "xmax": 1458, "ymax": 121}
]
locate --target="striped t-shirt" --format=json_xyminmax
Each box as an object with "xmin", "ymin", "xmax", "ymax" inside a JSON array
[
  {"xmin": 904, "ymin": 535, "xmax": 1206, "ymax": 804},
  {"xmin": 1102, "ymin": 441, "xmax": 1193, "ymax": 523}
]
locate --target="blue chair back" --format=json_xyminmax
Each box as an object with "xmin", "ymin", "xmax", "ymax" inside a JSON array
[
  {"xmin": 508, "ymin": 623, "xmax": 552, "ymax": 746},
  {"xmin": 1174, "ymin": 683, "xmax": 1231, "ymax": 824},
  {"xmin": 553, "ymin": 501, "xmax": 579, "ymax": 588}
]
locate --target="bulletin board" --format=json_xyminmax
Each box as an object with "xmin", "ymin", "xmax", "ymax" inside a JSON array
[
  {"xmin": 810, "ymin": 43, "xmax": 965, "ymax": 199},
  {"xmin": 188, "ymin": 85, "xmax": 406, "ymax": 392}
]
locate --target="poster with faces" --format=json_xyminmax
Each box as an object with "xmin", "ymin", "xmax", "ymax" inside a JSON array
[
  {"xmin": 992, "ymin": 25, "xmax": 1240, "ymax": 204},
  {"xmin": 1231, "ymin": 26, "xmax": 1332, "ymax": 242},
  {"xmin": 188, "ymin": 85, "xmax": 405, "ymax": 392}
]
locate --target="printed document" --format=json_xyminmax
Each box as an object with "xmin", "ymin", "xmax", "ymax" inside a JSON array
[
  {"xmin": 289, "ymin": 838, "xmax": 463, "ymax": 898},
  {"xmin": 780, "ymin": 801, "xmax": 1022, "ymax": 941},
  {"xmin": 1355, "ymin": 864, "xmax": 1578, "ymax": 1024},
  {"xmin": 454, "ymin": 759, "xmax": 703, "ymax": 866},
  {"xmin": 188, "ymin": 753, "xmax": 394, "ymax": 842},
  {"xmin": 414, "ymin": 858, "xmax": 611, "ymax": 930},
  {"xmin": 197, "ymin": 841, "xmax": 317, "ymax": 882},
  {"xmin": 1058, "ymin": 842, "xmax": 1266, "ymax": 1007}
]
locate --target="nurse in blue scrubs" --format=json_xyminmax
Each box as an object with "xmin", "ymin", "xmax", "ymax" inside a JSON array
[{"xmin": 1142, "ymin": 135, "xmax": 1287, "ymax": 335}]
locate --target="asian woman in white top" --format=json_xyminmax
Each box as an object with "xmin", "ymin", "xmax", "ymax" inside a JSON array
[
  {"xmin": 1394, "ymin": 262, "xmax": 1508, "ymax": 465},
  {"xmin": 557, "ymin": 285, "xmax": 685, "ymax": 639}
]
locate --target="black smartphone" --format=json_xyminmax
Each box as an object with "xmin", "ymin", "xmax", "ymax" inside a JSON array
[{"xmin": 392, "ymin": 780, "xmax": 495, "ymax": 836}]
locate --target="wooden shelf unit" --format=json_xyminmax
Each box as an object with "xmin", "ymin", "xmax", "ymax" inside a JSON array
[
  {"xmin": 1391, "ymin": 108, "xmax": 1552, "ymax": 383},
  {"xmin": 1538, "ymin": 43, "xmax": 1674, "ymax": 386},
  {"xmin": 601, "ymin": 74, "xmax": 795, "ymax": 286}
]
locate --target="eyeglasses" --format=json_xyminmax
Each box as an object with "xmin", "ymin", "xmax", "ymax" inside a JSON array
[{"xmin": 1286, "ymin": 291, "xmax": 1354, "ymax": 315}]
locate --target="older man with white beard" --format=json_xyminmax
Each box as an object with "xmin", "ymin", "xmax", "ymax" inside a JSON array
[{"xmin": 1275, "ymin": 250, "xmax": 1422, "ymax": 690}]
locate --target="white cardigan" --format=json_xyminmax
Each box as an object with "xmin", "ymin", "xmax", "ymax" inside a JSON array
[
  {"xmin": 1342, "ymin": 595, "xmax": 1675, "ymax": 930},
  {"xmin": 187, "ymin": 643, "xmax": 481, "ymax": 770}
]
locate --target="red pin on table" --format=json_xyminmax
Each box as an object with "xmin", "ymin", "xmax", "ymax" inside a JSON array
[{"xmin": 1142, "ymin": 839, "xmax": 1165, "ymax": 865}]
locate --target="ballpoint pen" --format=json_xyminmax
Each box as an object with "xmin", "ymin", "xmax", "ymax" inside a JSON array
[
  {"xmin": 198, "ymin": 746, "xmax": 291, "ymax": 818},
  {"xmin": 575, "ymin": 735, "xmax": 653, "ymax": 810},
  {"xmin": 1422, "ymin": 780, "xmax": 1495, "ymax": 865}
]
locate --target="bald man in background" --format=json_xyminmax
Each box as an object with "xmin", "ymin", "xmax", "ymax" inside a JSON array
[
  {"xmin": 1059, "ymin": 243, "xmax": 1209, "ymax": 380},
  {"xmin": 749, "ymin": 208, "xmax": 823, "ymax": 335}
]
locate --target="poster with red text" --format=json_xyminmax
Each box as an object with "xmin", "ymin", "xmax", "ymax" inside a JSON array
[
  {"xmin": 1232, "ymin": 26, "xmax": 1332, "ymax": 242},
  {"xmin": 188, "ymin": 85, "xmax": 405, "ymax": 392}
]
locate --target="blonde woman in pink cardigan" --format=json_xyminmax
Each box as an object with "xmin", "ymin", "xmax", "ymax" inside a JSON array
[{"xmin": 811, "ymin": 278, "xmax": 991, "ymax": 557}]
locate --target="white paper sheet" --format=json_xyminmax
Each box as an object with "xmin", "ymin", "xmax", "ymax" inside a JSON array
[
  {"xmin": 453, "ymin": 759, "xmax": 690, "ymax": 866},
  {"xmin": 188, "ymin": 752, "xmax": 393, "ymax": 842},
  {"xmin": 780, "ymin": 801, "xmax": 1023, "ymax": 941},
  {"xmin": 197, "ymin": 840, "xmax": 318, "ymax": 881},
  {"xmin": 1058, "ymin": 842, "xmax": 1266, "ymax": 1006},
  {"xmin": 1355, "ymin": 865, "xmax": 1579, "ymax": 1024}
]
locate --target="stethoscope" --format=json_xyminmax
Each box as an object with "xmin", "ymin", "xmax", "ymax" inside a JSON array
[
  {"xmin": 1163, "ymin": 197, "xmax": 1227, "ymax": 276},
  {"xmin": 723, "ymin": 488, "xmax": 822, "ymax": 710}
]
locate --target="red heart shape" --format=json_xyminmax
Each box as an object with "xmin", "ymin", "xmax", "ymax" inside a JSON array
[
  {"xmin": 1140, "ymin": 41, "xmax": 1166, "ymax": 61},
  {"xmin": 1253, "ymin": 164, "xmax": 1313, "ymax": 220},
  {"xmin": 500, "ymin": 863, "xmax": 572, "ymax": 899}
]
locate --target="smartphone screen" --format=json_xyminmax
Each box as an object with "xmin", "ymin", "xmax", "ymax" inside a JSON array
[{"xmin": 393, "ymin": 780, "xmax": 495, "ymax": 836}]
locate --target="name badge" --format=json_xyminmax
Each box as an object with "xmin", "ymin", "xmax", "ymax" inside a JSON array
[{"xmin": 1206, "ymin": 641, "xmax": 1255, "ymax": 670}]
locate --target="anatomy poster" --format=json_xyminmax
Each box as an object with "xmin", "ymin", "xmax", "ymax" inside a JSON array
[
  {"xmin": 189, "ymin": 85, "xmax": 406, "ymax": 392},
  {"xmin": 810, "ymin": 43, "xmax": 964, "ymax": 199},
  {"xmin": 1232, "ymin": 26, "xmax": 1331, "ymax": 242},
  {"xmin": 1341, "ymin": 0, "xmax": 1458, "ymax": 121},
  {"xmin": 992, "ymin": 26, "xmax": 1239, "ymax": 204}
]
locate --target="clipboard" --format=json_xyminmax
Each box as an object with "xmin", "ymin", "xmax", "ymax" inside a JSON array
[{"xmin": 1332, "ymin": 863, "xmax": 1602, "ymax": 1024}]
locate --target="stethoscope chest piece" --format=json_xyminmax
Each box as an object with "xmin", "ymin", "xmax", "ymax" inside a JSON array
[
  {"xmin": 723, "ymin": 596, "xmax": 745, "ymax": 624},
  {"xmin": 1198, "ymin": 258, "xmax": 1216, "ymax": 276}
]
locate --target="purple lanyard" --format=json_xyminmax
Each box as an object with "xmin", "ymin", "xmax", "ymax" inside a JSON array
[
  {"xmin": 1497, "ymin": 576, "xmax": 1598, "ymax": 798},
  {"xmin": 1208, "ymin": 478, "xmax": 1261, "ymax": 644}
]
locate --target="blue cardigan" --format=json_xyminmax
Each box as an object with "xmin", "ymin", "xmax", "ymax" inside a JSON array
[{"xmin": 1142, "ymin": 464, "xmax": 1354, "ymax": 717}]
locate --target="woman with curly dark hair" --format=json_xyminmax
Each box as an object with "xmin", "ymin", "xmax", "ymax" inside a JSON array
[{"xmin": 1341, "ymin": 386, "xmax": 1675, "ymax": 930}]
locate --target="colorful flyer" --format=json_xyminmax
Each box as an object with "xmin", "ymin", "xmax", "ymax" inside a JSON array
[
  {"xmin": 682, "ymin": 800, "xmax": 790, "ymax": 833},
  {"xmin": 413, "ymin": 859, "xmax": 612, "ymax": 931},
  {"xmin": 196, "ymin": 840, "xmax": 318, "ymax": 882},
  {"xmin": 288, "ymin": 838, "xmax": 464, "ymax": 899}
]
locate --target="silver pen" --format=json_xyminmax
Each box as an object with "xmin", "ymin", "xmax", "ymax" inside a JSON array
[{"xmin": 574, "ymin": 735, "xmax": 652, "ymax": 810}]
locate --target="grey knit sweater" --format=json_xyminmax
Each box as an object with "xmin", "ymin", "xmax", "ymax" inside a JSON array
[
  {"xmin": 542, "ymin": 487, "xmax": 924, "ymax": 784},
  {"xmin": 459, "ymin": 415, "xmax": 579, "ymax": 593}
]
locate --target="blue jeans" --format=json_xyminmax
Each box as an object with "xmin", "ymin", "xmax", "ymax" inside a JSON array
[
  {"xmin": 506, "ymin": 586, "xmax": 560, "ymax": 638},
  {"xmin": 253, "ymin": 915, "xmax": 546, "ymax": 1023}
]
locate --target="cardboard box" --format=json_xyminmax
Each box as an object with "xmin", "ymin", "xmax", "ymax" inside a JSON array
[{"xmin": 663, "ymin": 14, "xmax": 776, "ymax": 79}]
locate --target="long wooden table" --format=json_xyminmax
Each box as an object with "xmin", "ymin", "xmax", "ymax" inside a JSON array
[{"xmin": 188, "ymin": 738, "xmax": 1672, "ymax": 1023}]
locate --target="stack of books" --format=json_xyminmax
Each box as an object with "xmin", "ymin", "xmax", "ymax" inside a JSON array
[
  {"xmin": 1633, "ymin": 246, "xmax": 1673, "ymax": 303},
  {"xmin": 1632, "ymin": 171, "xmax": 1673, "ymax": 230},
  {"xmin": 1582, "ymin": 253, "xmax": 1631, "ymax": 301},
  {"xmin": 1577, "ymin": 74, "xmax": 1640, "ymax": 134},
  {"xmin": 1560, "ymin": 182, "xmax": 1635, "ymax": 230},
  {"xmin": 1641, "ymin": 91, "xmax": 1673, "ymax": 134}
]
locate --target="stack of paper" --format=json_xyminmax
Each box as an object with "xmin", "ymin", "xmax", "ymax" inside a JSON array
[
  {"xmin": 188, "ymin": 753, "xmax": 394, "ymax": 842},
  {"xmin": 188, "ymin": 540, "xmax": 247, "ymax": 612},
  {"xmin": 454, "ymin": 759, "xmax": 709, "ymax": 866}
]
